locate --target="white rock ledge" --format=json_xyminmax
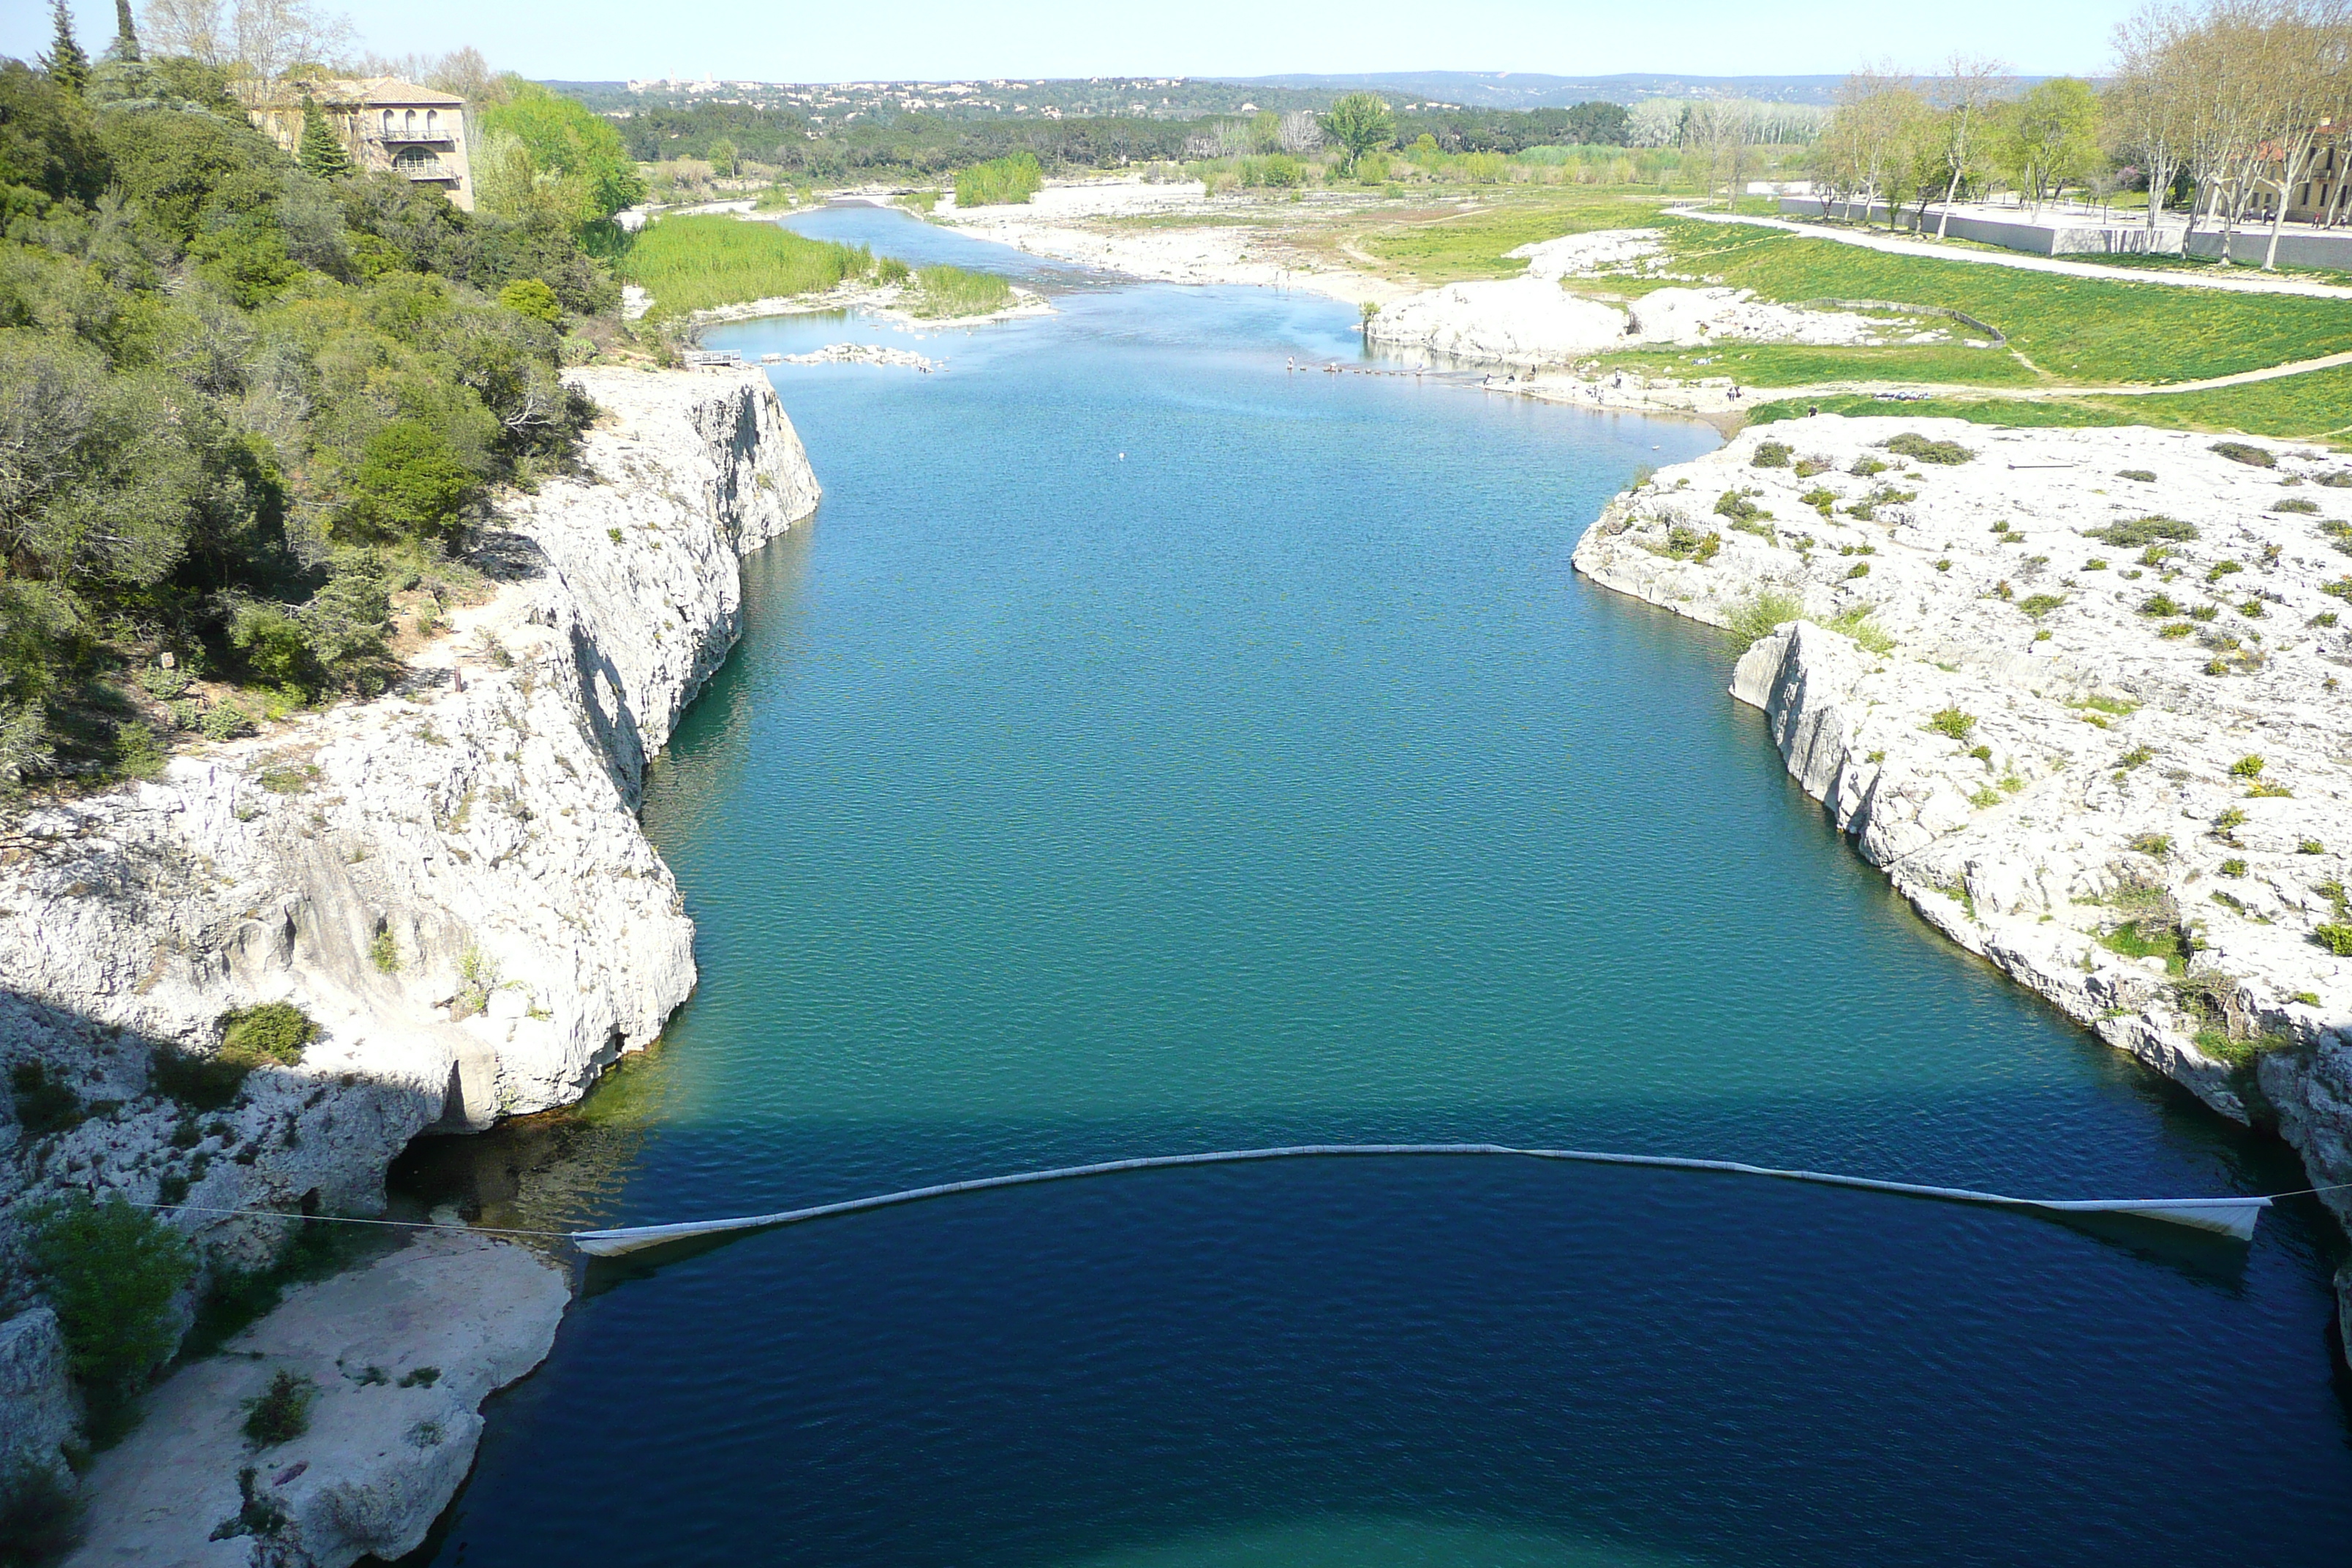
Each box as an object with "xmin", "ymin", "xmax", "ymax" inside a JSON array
[
  {"xmin": 1573, "ymin": 415, "xmax": 2352, "ymax": 1346},
  {"xmin": 65, "ymin": 1231, "xmax": 567, "ymax": 1568}
]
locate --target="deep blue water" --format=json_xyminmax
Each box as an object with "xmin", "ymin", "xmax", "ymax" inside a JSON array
[{"xmin": 407, "ymin": 207, "xmax": 2352, "ymax": 1567}]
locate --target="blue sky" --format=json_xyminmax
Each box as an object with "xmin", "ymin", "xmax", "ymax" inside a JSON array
[{"xmin": 10, "ymin": 1, "xmax": 2140, "ymax": 83}]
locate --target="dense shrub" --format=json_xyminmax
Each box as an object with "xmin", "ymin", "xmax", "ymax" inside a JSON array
[
  {"xmin": 2211, "ymin": 440, "xmax": 2275, "ymax": 467},
  {"xmin": 27, "ymin": 1194, "xmax": 196, "ymax": 1395}
]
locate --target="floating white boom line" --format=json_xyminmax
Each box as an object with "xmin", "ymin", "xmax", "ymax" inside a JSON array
[{"xmin": 568, "ymin": 1144, "xmax": 2271, "ymax": 1258}]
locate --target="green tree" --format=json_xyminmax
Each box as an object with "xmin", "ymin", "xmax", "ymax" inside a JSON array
[
  {"xmin": 29, "ymin": 1194, "xmax": 195, "ymax": 1395},
  {"xmin": 343, "ymin": 419, "xmax": 478, "ymax": 540},
  {"xmin": 0, "ymin": 59, "xmax": 108, "ymax": 207},
  {"xmin": 296, "ymin": 94, "xmax": 353, "ymax": 181},
  {"xmin": 1319, "ymin": 92, "xmax": 1396, "ymax": 174},
  {"xmin": 498, "ymin": 276, "xmax": 562, "ymax": 322},
  {"xmin": 1994, "ymin": 77, "xmax": 2101, "ymax": 212},
  {"xmin": 707, "ymin": 136, "xmax": 738, "ymax": 176},
  {"xmin": 39, "ymin": 0, "xmax": 89, "ymax": 97},
  {"xmin": 106, "ymin": 0, "xmax": 138, "ymax": 63},
  {"xmin": 0, "ymin": 338, "xmax": 201, "ymax": 589},
  {"xmin": 478, "ymin": 79, "xmax": 644, "ymax": 226}
]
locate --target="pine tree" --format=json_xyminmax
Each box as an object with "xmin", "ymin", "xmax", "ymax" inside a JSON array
[
  {"xmin": 108, "ymin": 0, "xmax": 140, "ymax": 63},
  {"xmin": 297, "ymin": 97, "xmax": 356, "ymax": 181},
  {"xmin": 41, "ymin": 0, "xmax": 90, "ymax": 96}
]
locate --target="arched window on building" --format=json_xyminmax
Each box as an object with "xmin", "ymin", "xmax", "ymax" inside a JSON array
[
  {"xmin": 382, "ymin": 109, "xmax": 396, "ymax": 134},
  {"xmin": 394, "ymin": 146, "xmax": 442, "ymax": 178},
  {"xmin": 404, "ymin": 109, "xmax": 417, "ymax": 135},
  {"xmin": 425, "ymin": 109, "xmax": 439, "ymax": 135}
]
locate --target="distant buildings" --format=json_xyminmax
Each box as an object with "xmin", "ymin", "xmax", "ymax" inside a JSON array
[{"xmin": 249, "ymin": 78, "xmax": 475, "ymax": 211}]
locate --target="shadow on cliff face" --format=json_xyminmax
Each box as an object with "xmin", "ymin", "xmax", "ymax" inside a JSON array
[
  {"xmin": 388, "ymin": 1039, "xmax": 674, "ymax": 1265},
  {"xmin": 0, "ymin": 989, "xmax": 446, "ymax": 1328}
]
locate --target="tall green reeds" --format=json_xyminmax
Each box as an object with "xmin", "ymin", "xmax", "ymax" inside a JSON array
[
  {"xmin": 954, "ymin": 152, "xmax": 1044, "ymax": 207},
  {"xmin": 912, "ymin": 265, "xmax": 1014, "ymax": 318},
  {"xmin": 616, "ymin": 216, "xmax": 872, "ymax": 317}
]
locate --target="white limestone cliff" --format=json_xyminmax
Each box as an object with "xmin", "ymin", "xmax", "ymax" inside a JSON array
[
  {"xmin": 0, "ymin": 368, "xmax": 818, "ymax": 1496},
  {"xmin": 1572, "ymin": 415, "xmax": 2352, "ymax": 1343}
]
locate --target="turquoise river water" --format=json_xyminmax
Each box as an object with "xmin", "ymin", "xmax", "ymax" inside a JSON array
[{"xmin": 402, "ymin": 207, "xmax": 2352, "ymax": 1567}]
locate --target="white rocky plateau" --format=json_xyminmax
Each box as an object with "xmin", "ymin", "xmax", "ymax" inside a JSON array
[
  {"xmin": 1574, "ymin": 415, "xmax": 2352, "ymax": 1338},
  {"xmin": 1, "ymin": 366, "xmax": 820, "ymax": 1558},
  {"xmin": 1368, "ymin": 227, "xmax": 1949, "ymax": 369}
]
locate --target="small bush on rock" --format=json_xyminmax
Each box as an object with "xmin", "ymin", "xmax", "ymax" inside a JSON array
[
  {"xmin": 1727, "ymin": 589, "xmax": 1803, "ymax": 650},
  {"xmin": 2315, "ymin": 923, "xmax": 2352, "ymax": 957},
  {"xmin": 2274, "ymin": 498, "xmax": 2319, "ymax": 513},
  {"xmin": 1927, "ymin": 707, "xmax": 1976, "ymax": 741},
  {"xmin": 2019, "ymin": 594, "xmax": 2065, "ymax": 618},
  {"xmin": 2117, "ymin": 469, "xmax": 2157, "ymax": 483},
  {"xmin": 2094, "ymin": 516, "xmax": 2199, "ymax": 548},
  {"xmin": 10, "ymin": 1061, "xmax": 83, "ymax": 1138},
  {"xmin": 1750, "ymin": 441, "xmax": 1791, "ymax": 468},
  {"xmin": 219, "ymin": 1003, "xmax": 316, "ymax": 1068},
  {"xmin": 2211, "ymin": 441, "xmax": 2275, "ymax": 468},
  {"xmin": 242, "ymin": 1371, "xmax": 315, "ymax": 1448},
  {"xmin": 1880, "ymin": 433, "xmax": 1972, "ymax": 464}
]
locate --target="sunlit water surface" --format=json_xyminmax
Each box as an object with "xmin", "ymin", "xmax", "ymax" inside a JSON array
[{"xmin": 404, "ymin": 206, "xmax": 2352, "ymax": 1567}]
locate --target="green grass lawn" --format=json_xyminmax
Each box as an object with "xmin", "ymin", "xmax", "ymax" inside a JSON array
[
  {"xmin": 1594, "ymin": 342, "xmax": 2043, "ymax": 390},
  {"xmin": 617, "ymin": 215, "xmax": 872, "ymax": 317},
  {"xmin": 1646, "ymin": 219, "xmax": 2352, "ymax": 387},
  {"xmin": 1750, "ymin": 363, "xmax": 2352, "ymax": 445}
]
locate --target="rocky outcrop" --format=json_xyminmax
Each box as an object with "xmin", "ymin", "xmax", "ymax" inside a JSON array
[
  {"xmin": 1572, "ymin": 415, "xmax": 2352, "ymax": 1343},
  {"xmin": 0, "ymin": 363, "xmax": 816, "ymax": 1293},
  {"xmin": 65, "ymin": 1231, "xmax": 567, "ymax": 1568},
  {"xmin": 0, "ymin": 1308, "xmax": 75, "ymax": 1485}
]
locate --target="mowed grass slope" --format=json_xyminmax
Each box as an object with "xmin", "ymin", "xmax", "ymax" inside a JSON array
[
  {"xmin": 1753, "ymin": 363, "xmax": 2352, "ymax": 442},
  {"xmin": 1637, "ymin": 220, "xmax": 2352, "ymax": 387}
]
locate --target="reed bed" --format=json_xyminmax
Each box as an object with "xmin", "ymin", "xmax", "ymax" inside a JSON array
[
  {"xmin": 618, "ymin": 216, "xmax": 872, "ymax": 317},
  {"xmin": 912, "ymin": 265, "xmax": 1015, "ymax": 318}
]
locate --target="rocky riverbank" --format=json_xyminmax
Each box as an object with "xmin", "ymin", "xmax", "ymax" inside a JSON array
[
  {"xmin": 935, "ymin": 178, "xmax": 1411, "ymax": 306},
  {"xmin": 1572, "ymin": 415, "xmax": 2352, "ymax": 1343},
  {"xmin": 0, "ymin": 366, "xmax": 819, "ymax": 1560}
]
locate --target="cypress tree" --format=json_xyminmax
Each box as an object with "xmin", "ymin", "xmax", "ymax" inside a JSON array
[
  {"xmin": 298, "ymin": 95, "xmax": 356, "ymax": 180},
  {"xmin": 108, "ymin": 0, "xmax": 139, "ymax": 63},
  {"xmin": 41, "ymin": 0, "xmax": 90, "ymax": 97}
]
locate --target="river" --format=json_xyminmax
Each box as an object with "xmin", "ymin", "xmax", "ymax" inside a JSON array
[{"xmin": 400, "ymin": 206, "xmax": 2352, "ymax": 1567}]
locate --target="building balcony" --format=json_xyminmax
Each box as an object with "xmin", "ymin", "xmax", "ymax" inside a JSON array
[{"xmin": 391, "ymin": 151, "xmax": 456, "ymax": 181}]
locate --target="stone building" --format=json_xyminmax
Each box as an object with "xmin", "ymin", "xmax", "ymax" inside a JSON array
[
  {"xmin": 251, "ymin": 78, "xmax": 475, "ymax": 211},
  {"xmin": 2286, "ymin": 121, "xmax": 2345, "ymax": 226}
]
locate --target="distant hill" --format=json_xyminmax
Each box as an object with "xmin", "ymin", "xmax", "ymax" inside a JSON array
[{"xmin": 1217, "ymin": 72, "xmax": 1861, "ymax": 108}]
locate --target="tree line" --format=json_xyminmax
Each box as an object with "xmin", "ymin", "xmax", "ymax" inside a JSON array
[
  {"xmin": 1812, "ymin": 0, "xmax": 2350, "ymax": 271},
  {"xmin": 589, "ymin": 95, "xmax": 1645, "ymax": 180}
]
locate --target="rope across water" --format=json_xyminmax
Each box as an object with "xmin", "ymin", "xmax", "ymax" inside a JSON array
[
  {"xmin": 566, "ymin": 1142, "xmax": 2278, "ymax": 1256},
  {"xmin": 129, "ymin": 1144, "xmax": 2334, "ymax": 1257}
]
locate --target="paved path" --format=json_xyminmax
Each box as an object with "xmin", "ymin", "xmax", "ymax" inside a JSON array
[{"xmin": 1671, "ymin": 208, "xmax": 2352, "ymax": 301}]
